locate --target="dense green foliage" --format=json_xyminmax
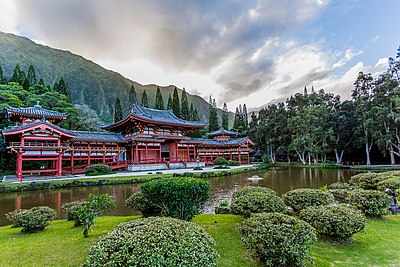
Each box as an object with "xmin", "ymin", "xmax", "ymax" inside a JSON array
[
  {"xmin": 77, "ymin": 193, "xmax": 115, "ymax": 237},
  {"xmin": 171, "ymin": 87, "xmax": 181, "ymax": 117},
  {"xmin": 232, "ymin": 186, "xmax": 277, "ymax": 199},
  {"xmin": 348, "ymin": 172, "xmax": 387, "ymax": 189},
  {"xmin": 180, "ymin": 88, "xmax": 190, "ymax": 120},
  {"xmin": 6, "ymin": 206, "xmax": 56, "ymax": 233},
  {"xmin": 282, "ymin": 188, "xmax": 334, "ymax": 212},
  {"xmin": 61, "ymin": 201, "xmax": 87, "ymax": 226},
  {"xmin": 141, "ymin": 89, "xmax": 149, "ymax": 107},
  {"xmin": 299, "ymin": 205, "xmax": 367, "ymax": 241},
  {"xmin": 125, "ymin": 191, "xmax": 160, "ymax": 217},
  {"xmin": 346, "ymin": 190, "xmax": 391, "ymax": 218},
  {"xmin": 214, "ymin": 157, "xmax": 228, "ymax": 166},
  {"xmin": 141, "ymin": 177, "xmax": 211, "ymax": 220},
  {"xmin": 86, "ymin": 217, "xmax": 219, "ymax": 267},
  {"xmin": 237, "ymin": 213, "xmax": 316, "ymax": 267},
  {"xmin": 208, "ymin": 97, "xmax": 219, "ymax": 131},
  {"xmin": 231, "ymin": 192, "xmax": 286, "ymax": 218},
  {"xmin": 84, "ymin": 164, "xmax": 113, "ymax": 176},
  {"xmin": 377, "ymin": 177, "xmax": 400, "ymax": 191},
  {"xmin": 154, "ymin": 86, "xmax": 164, "ymax": 109},
  {"xmin": 222, "ymin": 102, "xmax": 229, "ymax": 129}
]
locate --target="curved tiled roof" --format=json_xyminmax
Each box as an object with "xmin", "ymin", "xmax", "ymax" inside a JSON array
[
  {"xmin": 206, "ymin": 128, "xmax": 239, "ymax": 137},
  {"xmin": 70, "ymin": 131, "xmax": 127, "ymax": 143},
  {"xmin": 188, "ymin": 137, "xmax": 254, "ymax": 146},
  {"xmin": 6, "ymin": 103, "xmax": 67, "ymax": 119},
  {"xmin": 2, "ymin": 118, "xmax": 74, "ymax": 136}
]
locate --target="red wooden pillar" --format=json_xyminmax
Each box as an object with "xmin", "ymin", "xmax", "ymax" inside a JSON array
[
  {"xmin": 70, "ymin": 152, "xmax": 74, "ymax": 174},
  {"xmin": 145, "ymin": 143, "xmax": 148, "ymax": 161},
  {"xmin": 131, "ymin": 144, "xmax": 134, "ymax": 164},
  {"xmin": 87, "ymin": 143, "xmax": 91, "ymax": 166},
  {"xmin": 247, "ymin": 152, "xmax": 250, "ymax": 164},
  {"xmin": 159, "ymin": 145, "xmax": 162, "ymax": 162},
  {"xmin": 187, "ymin": 146, "xmax": 190, "ymax": 160},
  {"xmin": 135, "ymin": 144, "xmax": 139, "ymax": 163},
  {"xmin": 56, "ymin": 153, "xmax": 62, "ymax": 176},
  {"xmin": 238, "ymin": 146, "xmax": 242, "ymax": 164},
  {"xmin": 102, "ymin": 143, "xmax": 106, "ymax": 163},
  {"xmin": 230, "ymin": 146, "xmax": 232, "ymax": 160},
  {"xmin": 16, "ymin": 153, "xmax": 23, "ymax": 183}
]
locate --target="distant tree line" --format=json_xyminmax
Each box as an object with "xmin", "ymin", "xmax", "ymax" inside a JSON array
[{"xmin": 249, "ymin": 46, "xmax": 400, "ymax": 166}]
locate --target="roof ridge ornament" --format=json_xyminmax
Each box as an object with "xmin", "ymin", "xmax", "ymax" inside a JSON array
[{"xmin": 34, "ymin": 101, "xmax": 41, "ymax": 108}]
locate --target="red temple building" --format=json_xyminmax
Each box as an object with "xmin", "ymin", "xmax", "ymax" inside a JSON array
[{"xmin": 2, "ymin": 102, "xmax": 254, "ymax": 182}]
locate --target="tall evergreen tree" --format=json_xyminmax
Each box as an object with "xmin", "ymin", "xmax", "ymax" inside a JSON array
[
  {"xmin": 180, "ymin": 88, "xmax": 190, "ymax": 120},
  {"xmin": 243, "ymin": 104, "xmax": 248, "ymax": 130},
  {"xmin": 27, "ymin": 64, "xmax": 37, "ymax": 85},
  {"xmin": 233, "ymin": 107, "xmax": 241, "ymax": 130},
  {"xmin": 193, "ymin": 108, "xmax": 199, "ymax": 121},
  {"xmin": 128, "ymin": 84, "xmax": 138, "ymax": 105},
  {"xmin": 52, "ymin": 81, "xmax": 59, "ymax": 92},
  {"xmin": 141, "ymin": 90, "xmax": 149, "ymax": 107},
  {"xmin": 222, "ymin": 102, "xmax": 229, "ymax": 129},
  {"xmin": 172, "ymin": 87, "xmax": 181, "ymax": 117},
  {"xmin": 155, "ymin": 86, "xmax": 164, "ymax": 110},
  {"xmin": 167, "ymin": 94, "xmax": 173, "ymax": 110},
  {"xmin": 114, "ymin": 97, "xmax": 123, "ymax": 122},
  {"xmin": 10, "ymin": 63, "xmax": 25, "ymax": 84},
  {"xmin": 57, "ymin": 77, "xmax": 68, "ymax": 97},
  {"xmin": 208, "ymin": 98, "xmax": 219, "ymax": 132},
  {"xmin": 0, "ymin": 65, "xmax": 4, "ymax": 84},
  {"xmin": 38, "ymin": 77, "xmax": 45, "ymax": 87},
  {"xmin": 22, "ymin": 77, "xmax": 30, "ymax": 90}
]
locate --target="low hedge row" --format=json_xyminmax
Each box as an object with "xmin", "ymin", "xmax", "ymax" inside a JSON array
[{"xmin": 0, "ymin": 165, "xmax": 268, "ymax": 193}]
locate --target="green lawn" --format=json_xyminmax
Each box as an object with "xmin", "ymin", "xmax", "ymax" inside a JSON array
[{"xmin": 1, "ymin": 214, "xmax": 399, "ymax": 266}]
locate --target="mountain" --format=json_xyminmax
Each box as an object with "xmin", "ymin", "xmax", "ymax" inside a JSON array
[{"xmin": 0, "ymin": 31, "xmax": 232, "ymax": 124}]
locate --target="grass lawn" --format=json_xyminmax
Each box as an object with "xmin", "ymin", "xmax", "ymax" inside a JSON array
[{"xmin": 1, "ymin": 214, "xmax": 399, "ymax": 266}]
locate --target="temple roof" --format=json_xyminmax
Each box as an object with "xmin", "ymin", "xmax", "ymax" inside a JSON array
[
  {"xmin": 102, "ymin": 104, "xmax": 207, "ymax": 130},
  {"xmin": 70, "ymin": 131, "xmax": 127, "ymax": 143},
  {"xmin": 2, "ymin": 118, "xmax": 73, "ymax": 135},
  {"xmin": 187, "ymin": 137, "xmax": 254, "ymax": 146},
  {"xmin": 206, "ymin": 128, "xmax": 239, "ymax": 137},
  {"xmin": 6, "ymin": 102, "xmax": 67, "ymax": 121}
]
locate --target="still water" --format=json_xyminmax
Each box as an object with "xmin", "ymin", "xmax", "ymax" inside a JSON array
[{"xmin": 0, "ymin": 167, "xmax": 358, "ymax": 226}]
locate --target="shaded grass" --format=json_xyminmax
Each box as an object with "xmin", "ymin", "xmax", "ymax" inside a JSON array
[{"xmin": 1, "ymin": 214, "xmax": 399, "ymax": 266}]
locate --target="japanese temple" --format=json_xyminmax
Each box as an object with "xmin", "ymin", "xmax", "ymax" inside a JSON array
[{"xmin": 2, "ymin": 102, "xmax": 254, "ymax": 182}]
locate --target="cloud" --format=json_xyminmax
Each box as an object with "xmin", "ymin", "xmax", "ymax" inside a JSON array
[{"xmin": 12, "ymin": 0, "xmax": 329, "ymax": 103}]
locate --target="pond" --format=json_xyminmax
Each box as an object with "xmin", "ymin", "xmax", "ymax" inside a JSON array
[{"xmin": 0, "ymin": 167, "xmax": 358, "ymax": 226}]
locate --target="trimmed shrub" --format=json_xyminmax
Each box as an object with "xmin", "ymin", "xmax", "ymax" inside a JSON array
[
  {"xmin": 214, "ymin": 157, "xmax": 228, "ymax": 166},
  {"xmin": 346, "ymin": 190, "xmax": 391, "ymax": 218},
  {"xmin": 377, "ymin": 177, "xmax": 400, "ymax": 191},
  {"xmin": 348, "ymin": 172, "xmax": 389, "ymax": 190},
  {"xmin": 6, "ymin": 206, "xmax": 56, "ymax": 233},
  {"xmin": 232, "ymin": 186, "xmax": 276, "ymax": 200},
  {"xmin": 237, "ymin": 213, "xmax": 316, "ymax": 267},
  {"xmin": 329, "ymin": 182, "xmax": 353, "ymax": 190},
  {"xmin": 231, "ymin": 192, "xmax": 286, "ymax": 218},
  {"xmin": 328, "ymin": 182, "xmax": 355, "ymax": 203},
  {"xmin": 141, "ymin": 177, "xmax": 211, "ymax": 221},
  {"xmin": 282, "ymin": 188, "xmax": 334, "ymax": 213},
  {"xmin": 84, "ymin": 164, "xmax": 113, "ymax": 176},
  {"xmin": 86, "ymin": 217, "xmax": 219, "ymax": 267},
  {"xmin": 227, "ymin": 160, "xmax": 239, "ymax": 166},
  {"xmin": 125, "ymin": 191, "xmax": 160, "ymax": 217},
  {"xmin": 376, "ymin": 171, "xmax": 400, "ymax": 177},
  {"xmin": 299, "ymin": 205, "xmax": 367, "ymax": 241},
  {"xmin": 61, "ymin": 201, "xmax": 88, "ymax": 226}
]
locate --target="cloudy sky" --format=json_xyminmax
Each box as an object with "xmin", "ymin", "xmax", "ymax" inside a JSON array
[{"xmin": 0, "ymin": 0, "xmax": 399, "ymax": 110}]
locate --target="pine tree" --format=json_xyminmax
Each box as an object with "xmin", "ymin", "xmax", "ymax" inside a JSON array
[
  {"xmin": 222, "ymin": 102, "xmax": 229, "ymax": 129},
  {"xmin": 208, "ymin": 98, "xmax": 219, "ymax": 132},
  {"xmin": 155, "ymin": 86, "xmax": 164, "ymax": 110},
  {"xmin": 57, "ymin": 77, "xmax": 69, "ymax": 97},
  {"xmin": 0, "ymin": 65, "xmax": 4, "ymax": 84},
  {"xmin": 167, "ymin": 94, "xmax": 173, "ymax": 110},
  {"xmin": 22, "ymin": 77, "xmax": 30, "ymax": 90},
  {"xmin": 141, "ymin": 90, "xmax": 149, "ymax": 107},
  {"xmin": 27, "ymin": 64, "xmax": 37, "ymax": 85},
  {"xmin": 128, "ymin": 84, "xmax": 138, "ymax": 105},
  {"xmin": 53, "ymin": 81, "xmax": 59, "ymax": 92},
  {"xmin": 10, "ymin": 63, "xmax": 25, "ymax": 84},
  {"xmin": 172, "ymin": 87, "xmax": 181, "ymax": 117},
  {"xmin": 233, "ymin": 107, "xmax": 241, "ymax": 130},
  {"xmin": 193, "ymin": 108, "xmax": 199, "ymax": 121},
  {"xmin": 38, "ymin": 77, "xmax": 45, "ymax": 87},
  {"xmin": 180, "ymin": 87, "xmax": 190, "ymax": 120},
  {"xmin": 114, "ymin": 97, "xmax": 123, "ymax": 122},
  {"xmin": 243, "ymin": 104, "xmax": 248, "ymax": 130},
  {"xmin": 189, "ymin": 103, "xmax": 195, "ymax": 120}
]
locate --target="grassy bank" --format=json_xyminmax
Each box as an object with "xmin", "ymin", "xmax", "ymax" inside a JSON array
[
  {"xmin": 1, "ymin": 214, "xmax": 399, "ymax": 266},
  {"xmin": 0, "ymin": 165, "xmax": 268, "ymax": 193}
]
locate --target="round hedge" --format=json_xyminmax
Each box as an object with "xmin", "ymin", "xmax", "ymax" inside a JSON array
[
  {"xmin": 6, "ymin": 206, "xmax": 56, "ymax": 233},
  {"xmin": 346, "ymin": 190, "xmax": 391, "ymax": 218},
  {"xmin": 377, "ymin": 177, "xmax": 400, "ymax": 191},
  {"xmin": 232, "ymin": 186, "xmax": 276, "ymax": 200},
  {"xmin": 86, "ymin": 217, "xmax": 219, "ymax": 266},
  {"xmin": 231, "ymin": 192, "xmax": 286, "ymax": 218},
  {"xmin": 282, "ymin": 188, "xmax": 334, "ymax": 213},
  {"xmin": 61, "ymin": 201, "xmax": 87, "ymax": 226},
  {"xmin": 329, "ymin": 182, "xmax": 353, "ymax": 190},
  {"xmin": 125, "ymin": 191, "xmax": 160, "ymax": 217},
  {"xmin": 348, "ymin": 172, "xmax": 390, "ymax": 190},
  {"xmin": 237, "ymin": 212, "xmax": 316, "ymax": 267},
  {"xmin": 299, "ymin": 205, "xmax": 366, "ymax": 241}
]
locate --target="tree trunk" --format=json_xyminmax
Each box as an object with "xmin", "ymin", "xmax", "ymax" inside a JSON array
[
  {"xmin": 390, "ymin": 150, "xmax": 396, "ymax": 165},
  {"xmin": 365, "ymin": 142, "xmax": 371, "ymax": 166}
]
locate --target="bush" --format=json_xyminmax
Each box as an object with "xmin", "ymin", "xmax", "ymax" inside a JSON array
[
  {"xmin": 125, "ymin": 191, "xmax": 160, "ymax": 217},
  {"xmin": 299, "ymin": 205, "xmax": 367, "ymax": 241},
  {"xmin": 348, "ymin": 172, "xmax": 390, "ymax": 190},
  {"xmin": 329, "ymin": 182, "xmax": 353, "ymax": 190},
  {"xmin": 77, "ymin": 193, "xmax": 115, "ymax": 237},
  {"xmin": 84, "ymin": 164, "xmax": 113, "ymax": 176},
  {"xmin": 86, "ymin": 217, "xmax": 219, "ymax": 267},
  {"xmin": 346, "ymin": 190, "xmax": 391, "ymax": 218},
  {"xmin": 141, "ymin": 177, "xmax": 211, "ymax": 221},
  {"xmin": 237, "ymin": 213, "xmax": 316, "ymax": 267},
  {"xmin": 377, "ymin": 177, "xmax": 400, "ymax": 191},
  {"xmin": 227, "ymin": 160, "xmax": 239, "ymax": 166},
  {"xmin": 214, "ymin": 157, "xmax": 228, "ymax": 166},
  {"xmin": 328, "ymin": 182, "xmax": 355, "ymax": 203},
  {"xmin": 231, "ymin": 192, "xmax": 286, "ymax": 218},
  {"xmin": 232, "ymin": 186, "xmax": 276, "ymax": 200},
  {"xmin": 6, "ymin": 206, "xmax": 56, "ymax": 233},
  {"xmin": 61, "ymin": 201, "xmax": 87, "ymax": 226},
  {"xmin": 282, "ymin": 188, "xmax": 334, "ymax": 213}
]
